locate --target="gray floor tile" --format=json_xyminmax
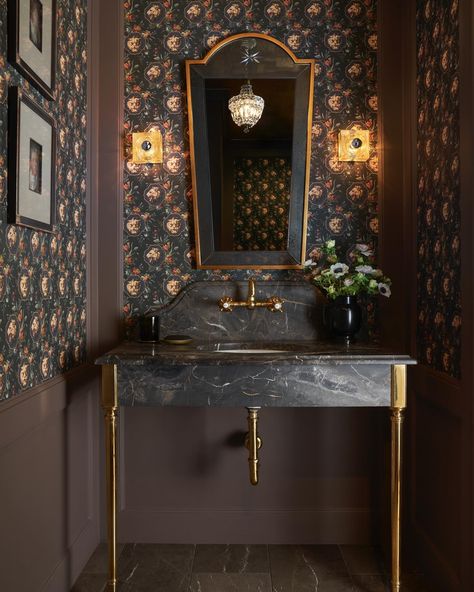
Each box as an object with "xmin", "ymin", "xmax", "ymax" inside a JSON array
[
  {"xmin": 192, "ymin": 544, "xmax": 269, "ymax": 573},
  {"xmin": 340, "ymin": 546, "xmax": 385, "ymax": 576},
  {"xmin": 75, "ymin": 544, "xmax": 424, "ymax": 592},
  {"xmin": 82, "ymin": 543, "xmax": 125, "ymax": 574},
  {"xmin": 317, "ymin": 576, "xmax": 358, "ymax": 591},
  {"xmin": 125, "ymin": 565, "xmax": 191, "ymax": 592},
  {"xmin": 189, "ymin": 573, "xmax": 272, "ymax": 592},
  {"xmin": 269, "ymin": 544, "xmax": 349, "ymax": 589},
  {"xmin": 351, "ymin": 574, "xmax": 389, "ymax": 592},
  {"xmin": 71, "ymin": 574, "xmax": 106, "ymax": 592},
  {"xmin": 118, "ymin": 543, "xmax": 195, "ymax": 581},
  {"xmin": 352, "ymin": 573, "xmax": 429, "ymax": 592}
]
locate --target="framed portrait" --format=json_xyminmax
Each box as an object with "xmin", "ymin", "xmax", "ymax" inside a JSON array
[
  {"xmin": 8, "ymin": 0, "xmax": 56, "ymax": 100},
  {"xmin": 8, "ymin": 87, "xmax": 56, "ymax": 233}
]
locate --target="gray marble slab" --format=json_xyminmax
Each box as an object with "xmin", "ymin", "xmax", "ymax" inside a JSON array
[
  {"xmin": 96, "ymin": 281, "xmax": 416, "ymax": 408},
  {"xmin": 116, "ymin": 360, "xmax": 393, "ymax": 407},
  {"xmin": 189, "ymin": 573, "xmax": 272, "ymax": 592},
  {"xmin": 152, "ymin": 281, "xmax": 325, "ymax": 343},
  {"xmin": 269, "ymin": 545, "xmax": 350, "ymax": 590},
  {"xmin": 192, "ymin": 544, "xmax": 269, "ymax": 573}
]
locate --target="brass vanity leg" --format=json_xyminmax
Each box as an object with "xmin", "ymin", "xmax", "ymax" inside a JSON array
[
  {"xmin": 390, "ymin": 365, "xmax": 407, "ymax": 592},
  {"xmin": 101, "ymin": 364, "xmax": 119, "ymax": 592}
]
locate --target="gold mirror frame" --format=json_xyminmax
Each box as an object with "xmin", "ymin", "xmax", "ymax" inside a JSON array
[{"xmin": 186, "ymin": 32, "xmax": 314, "ymax": 270}]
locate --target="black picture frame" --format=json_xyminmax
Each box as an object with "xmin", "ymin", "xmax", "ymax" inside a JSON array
[
  {"xmin": 8, "ymin": 0, "xmax": 57, "ymax": 100},
  {"xmin": 8, "ymin": 87, "xmax": 56, "ymax": 233}
]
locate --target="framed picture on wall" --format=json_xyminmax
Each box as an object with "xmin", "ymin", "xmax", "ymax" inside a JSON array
[
  {"xmin": 8, "ymin": 87, "xmax": 56, "ymax": 233},
  {"xmin": 7, "ymin": 0, "xmax": 57, "ymax": 100}
]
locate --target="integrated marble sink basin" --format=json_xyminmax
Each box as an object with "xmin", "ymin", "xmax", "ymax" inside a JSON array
[
  {"xmin": 201, "ymin": 342, "xmax": 325, "ymax": 355},
  {"xmin": 214, "ymin": 349, "xmax": 287, "ymax": 354}
]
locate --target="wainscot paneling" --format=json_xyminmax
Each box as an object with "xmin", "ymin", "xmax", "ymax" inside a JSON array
[
  {"xmin": 117, "ymin": 406, "xmax": 383, "ymax": 544},
  {"xmin": 409, "ymin": 367, "xmax": 464, "ymax": 591},
  {"xmin": 0, "ymin": 366, "xmax": 100, "ymax": 592}
]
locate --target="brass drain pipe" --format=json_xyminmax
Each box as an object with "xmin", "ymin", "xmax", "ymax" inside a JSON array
[{"xmin": 245, "ymin": 407, "xmax": 262, "ymax": 485}]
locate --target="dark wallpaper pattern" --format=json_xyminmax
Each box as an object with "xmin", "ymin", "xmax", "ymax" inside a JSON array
[
  {"xmin": 123, "ymin": 0, "xmax": 379, "ymax": 327},
  {"xmin": 416, "ymin": 0, "xmax": 461, "ymax": 378},
  {"xmin": 0, "ymin": 0, "xmax": 88, "ymax": 400},
  {"xmin": 233, "ymin": 157, "xmax": 291, "ymax": 251}
]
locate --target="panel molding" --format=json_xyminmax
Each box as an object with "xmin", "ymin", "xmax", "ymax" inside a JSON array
[
  {"xmin": 93, "ymin": 0, "xmax": 125, "ymax": 356},
  {"xmin": 409, "ymin": 387, "xmax": 463, "ymax": 591},
  {"xmin": 0, "ymin": 365, "xmax": 101, "ymax": 592}
]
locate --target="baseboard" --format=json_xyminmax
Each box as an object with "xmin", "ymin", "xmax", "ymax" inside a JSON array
[
  {"xmin": 118, "ymin": 508, "xmax": 374, "ymax": 545},
  {"xmin": 40, "ymin": 518, "xmax": 100, "ymax": 592}
]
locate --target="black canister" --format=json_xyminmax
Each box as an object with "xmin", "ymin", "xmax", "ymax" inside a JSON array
[{"xmin": 138, "ymin": 315, "xmax": 160, "ymax": 342}]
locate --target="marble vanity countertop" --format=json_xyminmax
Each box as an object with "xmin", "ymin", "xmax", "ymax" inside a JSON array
[
  {"xmin": 95, "ymin": 284, "xmax": 415, "ymax": 407},
  {"xmin": 96, "ymin": 340, "xmax": 417, "ymax": 367}
]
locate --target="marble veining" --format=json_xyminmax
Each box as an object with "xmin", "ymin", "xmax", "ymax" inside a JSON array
[
  {"xmin": 96, "ymin": 282, "xmax": 415, "ymax": 408},
  {"xmin": 146, "ymin": 281, "xmax": 324, "ymax": 343}
]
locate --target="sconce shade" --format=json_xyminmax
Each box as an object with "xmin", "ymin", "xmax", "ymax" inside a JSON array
[
  {"xmin": 338, "ymin": 129, "xmax": 370, "ymax": 161},
  {"xmin": 131, "ymin": 130, "xmax": 163, "ymax": 164}
]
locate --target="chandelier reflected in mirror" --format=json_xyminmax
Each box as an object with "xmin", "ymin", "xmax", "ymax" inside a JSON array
[{"xmin": 228, "ymin": 80, "xmax": 265, "ymax": 133}]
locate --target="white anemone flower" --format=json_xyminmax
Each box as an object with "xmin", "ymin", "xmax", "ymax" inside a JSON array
[
  {"xmin": 330, "ymin": 263, "xmax": 349, "ymax": 278},
  {"xmin": 356, "ymin": 243, "xmax": 373, "ymax": 256},
  {"xmin": 355, "ymin": 265, "xmax": 375, "ymax": 274},
  {"xmin": 378, "ymin": 282, "xmax": 391, "ymax": 297}
]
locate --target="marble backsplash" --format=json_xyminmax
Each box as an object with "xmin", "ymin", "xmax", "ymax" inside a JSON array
[{"xmin": 142, "ymin": 281, "xmax": 326, "ymax": 343}]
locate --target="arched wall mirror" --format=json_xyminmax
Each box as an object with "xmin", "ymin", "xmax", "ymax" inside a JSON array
[{"xmin": 186, "ymin": 33, "xmax": 314, "ymax": 269}]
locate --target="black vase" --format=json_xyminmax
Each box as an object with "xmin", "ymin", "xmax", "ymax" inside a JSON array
[{"xmin": 324, "ymin": 295, "xmax": 362, "ymax": 344}]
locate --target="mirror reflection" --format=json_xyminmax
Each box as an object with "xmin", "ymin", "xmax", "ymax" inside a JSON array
[
  {"xmin": 186, "ymin": 33, "xmax": 314, "ymax": 269},
  {"xmin": 205, "ymin": 77, "xmax": 295, "ymax": 252}
]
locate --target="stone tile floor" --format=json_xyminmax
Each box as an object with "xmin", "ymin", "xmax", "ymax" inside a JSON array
[{"xmin": 72, "ymin": 544, "xmax": 429, "ymax": 592}]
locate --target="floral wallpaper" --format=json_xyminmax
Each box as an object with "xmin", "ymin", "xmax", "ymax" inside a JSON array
[
  {"xmin": 233, "ymin": 157, "xmax": 291, "ymax": 251},
  {"xmin": 0, "ymin": 0, "xmax": 88, "ymax": 400},
  {"xmin": 123, "ymin": 0, "xmax": 379, "ymax": 328},
  {"xmin": 416, "ymin": 0, "xmax": 461, "ymax": 378}
]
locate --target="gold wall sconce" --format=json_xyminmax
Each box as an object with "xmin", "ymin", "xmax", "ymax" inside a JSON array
[
  {"xmin": 131, "ymin": 129, "xmax": 163, "ymax": 164},
  {"xmin": 338, "ymin": 129, "xmax": 370, "ymax": 162}
]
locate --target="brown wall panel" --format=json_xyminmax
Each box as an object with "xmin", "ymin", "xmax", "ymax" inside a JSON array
[
  {"xmin": 413, "ymin": 396, "xmax": 461, "ymax": 576},
  {"xmin": 0, "ymin": 368, "xmax": 100, "ymax": 592},
  {"xmin": 117, "ymin": 407, "xmax": 383, "ymax": 543},
  {"xmin": 409, "ymin": 378, "xmax": 463, "ymax": 592}
]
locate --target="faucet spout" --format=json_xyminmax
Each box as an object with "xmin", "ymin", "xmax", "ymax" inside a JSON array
[{"xmin": 247, "ymin": 278, "xmax": 256, "ymax": 308}]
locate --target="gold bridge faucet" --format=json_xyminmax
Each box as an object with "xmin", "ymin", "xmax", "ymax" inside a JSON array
[{"xmin": 218, "ymin": 278, "xmax": 284, "ymax": 313}]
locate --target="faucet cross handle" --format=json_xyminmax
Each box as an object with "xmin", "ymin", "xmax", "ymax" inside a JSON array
[
  {"xmin": 267, "ymin": 296, "xmax": 284, "ymax": 312},
  {"xmin": 218, "ymin": 296, "xmax": 234, "ymax": 312}
]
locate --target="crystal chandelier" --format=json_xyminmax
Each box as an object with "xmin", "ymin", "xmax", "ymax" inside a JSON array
[{"xmin": 228, "ymin": 81, "xmax": 264, "ymax": 133}]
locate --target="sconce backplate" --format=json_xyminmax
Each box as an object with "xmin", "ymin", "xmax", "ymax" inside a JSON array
[
  {"xmin": 131, "ymin": 130, "xmax": 163, "ymax": 164},
  {"xmin": 338, "ymin": 129, "xmax": 370, "ymax": 162}
]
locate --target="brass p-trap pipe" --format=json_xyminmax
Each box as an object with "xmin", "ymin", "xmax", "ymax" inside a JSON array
[{"xmin": 244, "ymin": 407, "xmax": 262, "ymax": 486}]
